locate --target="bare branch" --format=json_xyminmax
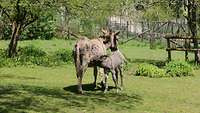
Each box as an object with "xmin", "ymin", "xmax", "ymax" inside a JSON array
[{"xmin": 23, "ymin": 16, "xmax": 38, "ymax": 29}]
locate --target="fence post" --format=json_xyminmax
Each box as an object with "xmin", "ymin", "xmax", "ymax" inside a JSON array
[
  {"xmin": 127, "ymin": 21, "xmax": 129, "ymax": 39},
  {"xmin": 167, "ymin": 38, "xmax": 171, "ymax": 61},
  {"xmin": 185, "ymin": 39, "xmax": 189, "ymax": 61},
  {"xmin": 171, "ymin": 22, "xmax": 174, "ymax": 35}
]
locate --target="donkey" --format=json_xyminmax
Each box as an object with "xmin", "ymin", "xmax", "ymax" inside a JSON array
[
  {"xmin": 93, "ymin": 49, "xmax": 126, "ymax": 93},
  {"xmin": 73, "ymin": 29, "xmax": 120, "ymax": 94}
]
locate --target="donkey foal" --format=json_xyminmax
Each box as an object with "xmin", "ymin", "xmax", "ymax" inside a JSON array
[{"xmin": 94, "ymin": 50, "xmax": 126, "ymax": 93}]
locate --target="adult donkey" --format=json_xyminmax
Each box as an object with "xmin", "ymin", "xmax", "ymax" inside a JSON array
[{"xmin": 73, "ymin": 29, "xmax": 120, "ymax": 94}]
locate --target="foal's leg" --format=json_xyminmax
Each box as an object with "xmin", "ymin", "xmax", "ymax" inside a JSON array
[
  {"xmin": 93, "ymin": 66, "xmax": 98, "ymax": 88},
  {"xmin": 99, "ymin": 68, "xmax": 105, "ymax": 88},
  {"xmin": 118, "ymin": 66, "xmax": 123, "ymax": 90},
  {"xmin": 115, "ymin": 68, "xmax": 119, "ymax": 85},
  {"xmin": 103, "ymin": 69, "xmax": 109, "ymax": 93},
  {"xmin": 111, "ymin": 69, "xmax": 119, "ymax": 93}
]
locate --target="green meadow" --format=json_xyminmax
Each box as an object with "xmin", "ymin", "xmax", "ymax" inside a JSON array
[{"xmin": 0, "ymin": 40, "xmax": 200, "ymax": 113}]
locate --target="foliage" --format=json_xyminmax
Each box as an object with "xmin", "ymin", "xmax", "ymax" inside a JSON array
[
  {"xmin": 0, "ymin": 49, "xmax": 15, "ymax": 67},
  {"xmin": 143, "ymin": 5, "xmax": 174, "ymax": 21},
  {"xmin": 55, "ymin": 0, "xmax": 132, "ymax": 37},
  {"xmin": 0, "ymin": 0, "xmax": 57, "ymax": 57},
  {"xmin": 136, "ymin": 63, "xmax": 166, "ymax": 78},
  {"xmin": 53, "ymin": 49, "xmax": 73, "ymax": 63},
  {"xmin": 135, "ymin": 61, "xmax": 194, "ymax": 78},
  {"xmin": 18, "ymin": 45, "xmax": 47, "ymax": 57},
  {"xmin": 0, "ymin": 45, "xmax": 73, "ymax": 67},
  {"xmin": 21, "ymin": 13, "xmax": 56, "ymax": 40},
  {"xmin": 16, "ymin": 45, "xmax": 52, "ymax": 66},
  {"xmin": 0, "ymin": 0, "xmax": 133, "ymax": 40},
  {"xmin": 165, "ymin": 61, "xmax": 193, "ymax": 77},
  {"xmin": 0, "ymin": 24, "xmax": 12, "ymax": 40}
]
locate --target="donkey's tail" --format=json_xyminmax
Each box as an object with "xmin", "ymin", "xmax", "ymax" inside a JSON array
[{"xmin": 74, "ymin": 44, "xmax": 81, "ymax": 75}]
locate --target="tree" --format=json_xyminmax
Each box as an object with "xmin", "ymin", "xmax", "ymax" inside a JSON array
[
  {"xmin": 56, "ymin": 0, "xmax": 129, "ymax": 37},
  {"xmin": 169, "ymin": 0, "xmax": 199, "ymax": 62},
  {"xmin": 0, "ymin": 0, "xmax": 55, "ymax": 57}
]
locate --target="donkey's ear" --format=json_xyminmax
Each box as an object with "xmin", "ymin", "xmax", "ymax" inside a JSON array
[
  {"xmin": 101, "ymin": 28, "xmax": 107, "ymax": 34},
  {"xmin": 115, "ymin": 31, "xmax": 120, "ymax": 35}
]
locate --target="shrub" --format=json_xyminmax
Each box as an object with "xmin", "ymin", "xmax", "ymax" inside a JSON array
[
  {"xmin": 0, "ymin": 49, "xmax": 16, "ymax": 67},
  {"xmin": 16, "ymin": 45, "xmax": 51, "ymax": 66},
  {"xmin": 18, "ymin": 45, "xmax": 47, "ymax": 57},
  {"xmin": 136, "ymin": 63, "xmax": 166, "ymax": 78},
  {"xmin": 53, "ymin": 49, "xmax": 73, "ymax": 63},
  {"xmin": 0, "ymin": 49, "xmax": 7, "ymax": 58},
  {"xmin": 165, "ymin": 61, "xmax": 193, "ymax": 77},
  {"xmin": 0, "ymin": 46, "xmax": 73, "ymax": 67}
]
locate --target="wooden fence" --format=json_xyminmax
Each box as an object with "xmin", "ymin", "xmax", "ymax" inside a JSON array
[{"xmin": 164, "ymin": 35, "xmax": 200, "ymax": 63}]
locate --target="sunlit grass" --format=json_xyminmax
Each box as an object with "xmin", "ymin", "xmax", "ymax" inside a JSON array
[{"xmin": 0, "ymin": 39, "xmax": 200, "ymax": 113}]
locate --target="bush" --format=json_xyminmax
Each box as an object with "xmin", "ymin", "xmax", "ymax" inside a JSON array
[
  {"xmin": 165, "ymin": 61, "xmax": 193, "ymax": 77},
  {"xmin": 16, "ymin": 45, "xmax": 51, "ymax": 66},
  {"xmin": 0, "ymin": 49, "xmax": 16, "ymax": 67},
  {"xmin": 136, "ymin": 63, "xmax": 166, "ymax": 78},
  {"xmin": 53, "ymin": 49, "xmax": 73, "ymax": 63},
  {"xmin": 0, "ymin": 46, "xmax": 73, "ymax": 67},
  {"xmin": 0, "ymin": 49, "xmax": 7, "ymax": 58},
  {"xmin": 18, "ymin": 45, "xmax": 47, "ymax": 57}
]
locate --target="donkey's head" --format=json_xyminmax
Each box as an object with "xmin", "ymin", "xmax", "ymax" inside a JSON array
[{"xmin": 101, "ymin": 28, "xmax": 120, "ymax": 51}]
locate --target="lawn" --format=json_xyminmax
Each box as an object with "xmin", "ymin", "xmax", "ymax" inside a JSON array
[{"xmin": 0, "ymin": 39, "xmax": 200, "ymax": 113}]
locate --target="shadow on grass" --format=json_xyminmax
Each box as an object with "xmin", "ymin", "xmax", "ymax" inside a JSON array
[
  {"xmin": 63, "ymin": 83, "xmax": 116, "ymax": 93},
  {"xmin": 0, "ymin": 73, "xmax": 39, "ymax": 80},
  {"xmin": 0, "ymin": 84, "xmax": 143, "ymax": 113}
]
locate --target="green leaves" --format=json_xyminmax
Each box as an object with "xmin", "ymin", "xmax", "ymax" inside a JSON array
[
  {"xmin": 0, "ymin": 0, "xmax": 55, "ymax": 26},
  {"xmin": 135, "ymin": 61, "xmax": 194, "ymax": 78},
  {"xmin": 165, "ymin": 61, "xmax": 193, "ymax": 77},
  {"xmin": 0, "ymin": 45, "xmax": 73, "ymax": 67},
  {"xmin": 136, "ymin": 63, "xmax": 166, "ymax": 78}
]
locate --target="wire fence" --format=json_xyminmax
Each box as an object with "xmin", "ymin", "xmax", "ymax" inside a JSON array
[{"xmin": 108, "ymin": 17, "xmax": 189, "ymax": 48}]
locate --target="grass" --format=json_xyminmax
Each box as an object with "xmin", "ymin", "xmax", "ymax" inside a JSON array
[
  {"xmin": 0, "ymin": 39, "xmax": 75, "ymax": 53},
  {"xmin": 1, "ymin": 39, "xmax": 200, "ymax": 113}
]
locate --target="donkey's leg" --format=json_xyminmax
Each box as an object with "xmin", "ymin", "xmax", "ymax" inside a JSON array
[
  {"xmin": 77, "ymin": 68, "xmax": 83, "ymax": 94},
  {"xmin": 93, "ymin": 66, "xmax": 98, "ymax": 88},
  {"xmin": 77, "ymin": 66, "xmax": 87, "ymax": 94}
]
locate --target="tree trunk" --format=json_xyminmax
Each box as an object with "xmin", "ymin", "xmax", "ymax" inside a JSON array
[
  {"xmin": 8, "ymin": 21, "xmax": 21, "ymax": 58},
  {"xmin": 192, "ymin": 6, "xmax": 199, "ymax": 63},
  {"xmin": 187, "ymin": 0, "xmax": 199, "ymax": 63}
]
